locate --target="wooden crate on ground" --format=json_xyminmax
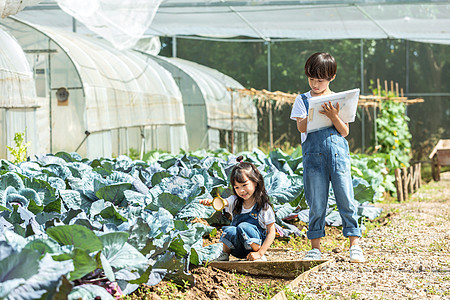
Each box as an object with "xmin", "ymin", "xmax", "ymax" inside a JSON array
[{"xmin": 429, "ymin": 139, "xmax": 450, "ymax": 181}]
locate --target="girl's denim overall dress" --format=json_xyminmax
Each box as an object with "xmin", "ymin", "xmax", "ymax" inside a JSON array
[
  {"xmin": 301, "ymin": 94, "xmax": 361, "ymax": 240},
  {"xmin": 220, "ymin": 205, "xmax": 266, "ymax": 259}
]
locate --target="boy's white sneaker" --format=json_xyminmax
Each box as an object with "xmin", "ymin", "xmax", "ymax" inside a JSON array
[
  {"xmin": 214, "ymin": 251, "xmax": 230, "ymax": 261},
  {"xmin": 303, "ymin": 248, "xmax": 322, "ymax": 260},
  {"xmin": 349, "ymin": 245, "xmax": 366, "ymax": 263}
]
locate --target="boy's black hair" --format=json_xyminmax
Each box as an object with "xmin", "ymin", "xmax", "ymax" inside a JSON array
[
  {"xmin": 230, "ymin": 155, "xmax": 271, "ymax": 216},
  {"xmin": 304, "ymin": 52, "xmax": 337, "ymax": 81}
]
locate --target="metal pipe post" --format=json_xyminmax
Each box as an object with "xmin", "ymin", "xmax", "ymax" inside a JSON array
[
  {"xmin": 267, "ymin": 41, "xmax": 273, "ymax": 150},
  {"xmin": 360, "ymin": 39, "xmax": 365, "ymax": 152},
  {"xmin": 172, "ymin": 36, "xmax": 177, "ymax": 58}
]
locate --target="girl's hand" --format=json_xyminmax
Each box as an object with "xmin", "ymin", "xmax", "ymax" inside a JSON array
[
  {"xmin": 246, "ymin": 251, "xmax": 263, "ymax": 261},
  {"xmin": 319, "ymin": 101, "xmax": 340, "ymax": 120},
  {"xmin": 199, "ymin": 198, "xmax": 213, "ymax": 206}
]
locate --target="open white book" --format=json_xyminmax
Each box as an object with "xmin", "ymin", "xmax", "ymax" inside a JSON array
[{"xmin": 307, "ymin": 88, "xmax": 360, "ymax": 133}]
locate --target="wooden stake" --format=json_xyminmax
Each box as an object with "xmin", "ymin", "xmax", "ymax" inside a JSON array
[
  {"xmin": 418, "ymin": 163, "xmax": 422, "ymax": 188},
  {"xmin": 401, "ymin": 88, "xmax": 404, "ymax": 97},
  {"xmin": 377, "ymin": 78, "xmax": 381, "ymax": 97},
  {"xmin": 396, "ymin": 82, "xmax": 399, "ymax": 97},
  {"xmin": 402, "ymin": 167, "xmax": 408, "ymax": 200},
  {"xmin": 395, "ymin": 168, "xmax": 403, "ymax": 202},
  {"xmin": 409, "ymin": 165, "xmax": 414, "ymax": 194},
  {"xmin": 384, "ymin": 80, "xmax": 388, "ymax": 97},
  {"xmin": 390, "ymin": 80, "xmax": 394, "ymax": 96}
]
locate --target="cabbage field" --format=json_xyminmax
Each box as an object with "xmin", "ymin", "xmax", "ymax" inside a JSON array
[{"xmin": 0, "ymin": 148, "xmax": 392, "ymax": 299}]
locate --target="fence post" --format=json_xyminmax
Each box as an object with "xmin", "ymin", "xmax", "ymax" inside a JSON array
[
  {"xmin": 402, "ymin": 167, "xmax": 408, "ymax": 200},
  {"xmin": 395, "ymin": 168, "xmax": 403, "ymax": 202},
  {"xmin": 418, "ymin": 163, "xmax": 422, "ymax": 189},
  {"xmin": 414, "ymin": 163, "xmax": 421, "ymax": 191},
  {"xmin": 408, "ymin": 165, "xmax": 414, "ymax": 194}
]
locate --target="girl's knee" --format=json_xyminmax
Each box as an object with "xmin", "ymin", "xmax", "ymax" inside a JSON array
[{"xmin": 236, "ymin": 222, "xmax": 252, "ymax": 232}]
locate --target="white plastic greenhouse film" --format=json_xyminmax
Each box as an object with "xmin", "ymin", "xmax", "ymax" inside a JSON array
[
  {"xmin": 2, "ymin": 18, "xmax": 189, "ymax": 157},
  {"xmin": 35, "ymin": 26, "xmax": 188, "ymax": 156},
  {"xmin": 154, "ymin": 56, "xmax": 258, "ymax": 151},
  {"xmin": 166, "ymin": 58, "xmax": 258, "ymax": 133},
  {"xmin": 0, "ymin": 0, "xmax": 40, "ymax": 18},
  {"xmin": 0, "ymin": 27, "xmax": 39, "ymax": 159},
  {"xmin": 36, "ymin": 97, "xmax": 50, "ymax": 154},
  {"xmin": 13, "ymin": 2, "xmax": 450, "ymax": 45},
  {"xmin": 56, "ymin": 0, "xmax": 163, "ymax": 50}
]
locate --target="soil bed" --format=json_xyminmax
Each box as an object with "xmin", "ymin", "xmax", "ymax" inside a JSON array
[{"xmin": 126, "ymin": 173, "xmax": 450, "ymax": 300}]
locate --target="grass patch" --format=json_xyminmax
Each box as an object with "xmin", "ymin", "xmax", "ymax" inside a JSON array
[
  {"xmin": 233, "ymin": 273, "xmax": 286, "ymax": 299},
  {"xmin": 428, "ymin": 239, "xmax": 450, "ymax": 252},
  {"xmin": 272, "ymin": 235, "xmax": 311, "ymax": 252}
]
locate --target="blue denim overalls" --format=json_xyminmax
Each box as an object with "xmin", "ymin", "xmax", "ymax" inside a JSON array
[
  {"xmin": 220, "ymin": 204, "xmax": 266, "ymax": 259},
  {"xmin": 301, "ymin": 94, "xmax": 361, "ymax": 240}
]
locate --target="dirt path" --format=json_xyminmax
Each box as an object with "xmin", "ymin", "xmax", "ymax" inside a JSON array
[{"xmin": 291, "ymin": 172, "xmax": 450, "ymax": 300}]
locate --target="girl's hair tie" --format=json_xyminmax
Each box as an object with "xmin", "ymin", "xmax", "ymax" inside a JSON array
[{"xmin": 236, "ymin": 155, "xmax": 244, "ymax": 163}]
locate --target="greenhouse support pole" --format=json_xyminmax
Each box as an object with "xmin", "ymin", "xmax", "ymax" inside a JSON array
[
  {"xmin": 360, "ymin": 39, "xmax": 365, "ymax": 153},
  {"xmin": 405, "ymin": 39, "xmax": 409, "ymax": 115},
  {"xmin": 230, "ymin": 92, "xmax": 234, "ymax": 153},
  {"xmin": 267, "ymin": 41, "xmax": 273, "ymax": 150},
  {"xmin": 118, "ymin": 128, "xmax": 121, "ymax": 155},
  {"xmin": 172, "ymin": 36, "xmax": 177, "ymax": 57},
  {"xmin": 140, "ymin": 126, "xmax": 145, "ymax": 160},
  {"xmin": 72, "ymin": 17, "xmax": 77, "ymax": 32},
  {"xmin": 47, "ymin": 38, "xmax": 53, "ymax": 153},
  {"xmin": 126, "ymin": 127, "xmax": 129, "ymax": 156}
]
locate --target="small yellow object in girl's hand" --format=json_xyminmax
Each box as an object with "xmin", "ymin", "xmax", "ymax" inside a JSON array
[{"xmin": 212, "ymin": 194, "xmax": 225, "ymax": 211}]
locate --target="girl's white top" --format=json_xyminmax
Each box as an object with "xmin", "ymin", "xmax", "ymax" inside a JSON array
[
  {"xmin": 225, "ymin": 195, "xmax": 276, "ymax": 230},
  {"xmin": 290, "ymin": 91, "xmax": 312, "ymax": 143}
]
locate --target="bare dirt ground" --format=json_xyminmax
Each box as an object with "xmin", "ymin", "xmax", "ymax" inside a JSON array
[
  {"xmin": 291, "ymin": 172, "xmax": 450, "ymax": 299},
  {"xmin": 126, "ymin": 172, "xmax": 450, "ymax": 300}
]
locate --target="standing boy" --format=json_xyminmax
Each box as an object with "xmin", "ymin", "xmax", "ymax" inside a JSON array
[{"xmin": 290, "ymin": 52, "xmax": 365, "ymax": 263}]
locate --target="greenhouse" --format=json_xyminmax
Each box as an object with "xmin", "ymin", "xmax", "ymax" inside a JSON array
[
  {"xmin": 0, "ymin": 27, "xmax": 39, "ymax": 160},
  {"xmin": 0, "ymin": 17, "xmax": 188, "ymax": 159},
  {"xmin": 148, "ymin": 55, "xmax": 258, "ymax": 151}
]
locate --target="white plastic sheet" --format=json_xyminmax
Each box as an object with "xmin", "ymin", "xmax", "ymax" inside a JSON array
[
  {"xmin": 0, "ymin": 27, "xmax": 39, "ymax": 159},
  {"xmin": 0, "ymin": 17, "xmax": 188, "ymax": 157},
  {"xmin": 56, "ymin": 0, "xmax": 163, "ymax": 49},
  {"xmin": 0, "ymin": 28, "xmax": 36, "ymax": 108},
  {"xmin": 0, "ymin": 0, "xmax": 40, "ymax": 18},
  {"xmin": 152, "ymin": 56, "xmax": 258, "ymax": 151},
  {"xmin": 14, "ymin": 1, "xmax": 450, "ymax": 45}
]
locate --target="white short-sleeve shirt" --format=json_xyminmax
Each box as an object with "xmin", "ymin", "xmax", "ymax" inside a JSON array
[
  {"xmin": 225, "ymin": 195, "xmax": 275, "ymax": 231},
  {"xmin": 290, "ymin": 91, "xmax": 312, "ymax": 143}
]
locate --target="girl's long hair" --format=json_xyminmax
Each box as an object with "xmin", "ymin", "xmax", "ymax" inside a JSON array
[{"xmin": 230, "ymin": 156, "xmax": 271, "ymax": 216}]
